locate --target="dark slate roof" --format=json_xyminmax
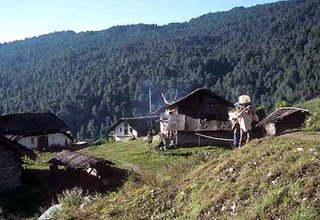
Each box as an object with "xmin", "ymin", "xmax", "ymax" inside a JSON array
[
  {"xmin": 166, "ymin": 88, "xmax": 234, "ymax": 109},
  {"xmin": 0, "ymin": 112, "xmax": 71, "ymax": 137},
  {"xmin": 48, "ymin": 150, "xmax": 115, "ymax": 169},
  {"xmin": 0, "ymin": 136, "xmax": 37, "ymax": 160},
  {"xmin": 109, "ymin": 116, "xmax": 159, "ymax": 134},
  {"xmin": 256, "ymin": 107, "xmax": 310, "ymax": 127}
]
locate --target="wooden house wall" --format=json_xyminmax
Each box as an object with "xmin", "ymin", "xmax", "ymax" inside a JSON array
[
  {"xmin": 169, "ymin": 93, "xmax": 230, "ymax": 120},
  {"xmin": 168, "ymin": 114, "xmax": 185, "ymax": 131},
  {"xmin": 168, "ymin": 114, "xmax": 232, "ymax": 132},
  {"xmin": 274, "ymin": 112, "xmax": 308, "ymax": 135},
  {"xmin": 0, "ymin": 146, "xmax": 21, "ymax": 194}
]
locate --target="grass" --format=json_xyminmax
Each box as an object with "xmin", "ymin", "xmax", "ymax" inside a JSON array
[
  {"xmin": 0, "ymin": 139, "xmax": 228, "ymax": 219},
  {"xmin": 50, "ymin": 135, "xmax": 320, "ymax": 220},
  {"xmin": 3, "ymin": 97, "xmax": 320, "ymax": 219},
  {"xmin": 80, "ymin": 139, "xmax": 228, "ymax": 183}
]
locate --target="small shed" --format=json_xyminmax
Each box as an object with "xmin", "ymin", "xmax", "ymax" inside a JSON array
[
  {"xmin": 256, "ymin": 107, "xmax": 310, "ymax": 135},
  {"xmin": 47, "ymin": 150, "xmax": 124, "ymax": 189},
  {"xmin": 160, "ymin": 88, "xmax": 234, "ymax": 147},
  {"xmin": 0, "ymin": 136, "xmax": 37, "ymax": 194},
  {"xmin": 108, "ymin": 116, "xmax": 160, "ymax": 141},
  {"xmin": 48, "ymin": 150, "xmax": 115, "ymax": 173}
]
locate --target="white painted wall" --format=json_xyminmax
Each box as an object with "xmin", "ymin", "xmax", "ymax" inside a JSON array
[
  {"xmin": 17, "ymin": 133, "xmax": 72, "ymax": 149},
  {"xmin": 112, "ymin": 121, "xmax": 138, "ymax": 141}
]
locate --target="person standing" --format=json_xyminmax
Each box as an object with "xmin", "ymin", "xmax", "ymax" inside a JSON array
[
  {"xmin": 147, "ymin": 129, "xmax": 153, "ymax": 149},
  {"xmin": 229, "ymin": 95, "xmax": 259, "ymax": 148}
]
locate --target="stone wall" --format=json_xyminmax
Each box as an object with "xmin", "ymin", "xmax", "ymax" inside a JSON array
[{"xmin": 0, "ymin": 147, "xmax": 21, "ymax": 194}]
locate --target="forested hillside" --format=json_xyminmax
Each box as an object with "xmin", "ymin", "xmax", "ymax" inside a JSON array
[{"xmin": 0, "ymin": 0, "xmax": 319, "ymax": 139}]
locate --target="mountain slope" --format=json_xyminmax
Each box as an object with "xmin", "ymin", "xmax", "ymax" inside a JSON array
[
  {"xmin": 0, "ymin": 0, "xmax": 319, "ymax": 138},
  {"xmin": 48, "ymin": 134, "xmax": 320, "ymax": 219}
]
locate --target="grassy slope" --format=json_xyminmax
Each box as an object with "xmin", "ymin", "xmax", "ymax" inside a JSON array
[
  {"xmin": 52, "ymin": 136, "xmax": 320, "ymax": 220},
  {"xmin": 22, "ymin": 97, "xmax": 320, "ymax": 219},
  {"xmin": 80, "ymin": 139, "xmax": 228, "ymax": 186}
]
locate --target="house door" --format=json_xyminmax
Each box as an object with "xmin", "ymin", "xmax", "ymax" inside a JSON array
[
  {"xmin": 124, "ymin": 123, "xmax": 128, "ymax": 135},
  {"xmin": 38, "ymin": 136, "xmax": 49, "ymax": 150}
]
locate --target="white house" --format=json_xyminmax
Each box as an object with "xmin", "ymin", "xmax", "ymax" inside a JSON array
[
  {"xmin": 108, "ymin": 116, "xmax": 159, "ymax": 141},
  {"xmin": 15, "ymin": 133, "xmax": 73, "ymax": 150},
  {"xmin": 0, "ymin": 112, "xmax": 74, "ymax": 150}
]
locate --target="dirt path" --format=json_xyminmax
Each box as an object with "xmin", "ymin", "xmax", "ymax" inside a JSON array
[{"xmin": 280, "ymin": 131, "xmax": 320, "ymax": 142}]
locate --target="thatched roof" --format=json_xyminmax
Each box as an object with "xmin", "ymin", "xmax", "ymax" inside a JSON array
[
  {"xmin": 0, "ymin": 112, "xmax": 72, "ymax": 138},
  {"xmin": 0, "ymin": 136, "xmax": 37, "ymax": 160},
  {"xmin": 166, "ymin": 88, "xmax": 234, "ymax": 109},
  {"xmin": 256, "ymin": 107, "xmax": 310, "ymax": 127},
  {"xmin": 48, "ymin": 150, "xmax": 115, "ymax": 169},
  {"xmin": 109, "ymin": 116, "xmax": 159, "ymax": 134}
]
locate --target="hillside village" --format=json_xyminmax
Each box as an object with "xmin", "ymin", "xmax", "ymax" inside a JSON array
[
  {"xmin": 0, "ymin": 88, "xmax": 319, "ymax": 219},
  {"xmin": 0, "ymin": 0, "xmax": 320, "ymax": 219}
]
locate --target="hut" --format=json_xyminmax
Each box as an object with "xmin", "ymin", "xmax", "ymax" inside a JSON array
[
  {"xmin": 160, "ymin": 88, "xmax": 234, "ymax": 147},
  {"xmin": 47, "ymin": 150, "xmax": 124, "ymax": 189},
  {"xmin": 108, "ymin": 116, "xmax": 160, "ymax": 141},
  {"xmin": 0, "ymin": 136, "xmax": 37, "ymax": 194},
  {"xmin": 256, "ymin": 107, "xmax": 310, "ymax": 135},
  {"xmin": 0, "ymin": 112, "xmax": 74, "ymax": 150},
  {"xmin": 48, "ymin": 150, "xmax": 115, "ymax": 171}
]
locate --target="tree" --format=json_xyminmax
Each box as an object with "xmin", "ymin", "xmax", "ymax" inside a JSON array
[{"xmin": 87, "ymin": 119, "xmax": 97, "ymax": 139}]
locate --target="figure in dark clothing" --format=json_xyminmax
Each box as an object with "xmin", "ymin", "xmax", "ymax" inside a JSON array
[
  {"xmin": 147, "ymin": 130, "xmax": 153, "ymax": 149},
  {"xmin": 49, "ymin": 160, "xmax": 59, "ymax": 183}
]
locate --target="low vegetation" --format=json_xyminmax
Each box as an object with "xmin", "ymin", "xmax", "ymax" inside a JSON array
[
  {"xmin": 2, "ymin": 98, "xmax": 320, "ymax": 219},
  {"xmin": 50, "ymin": 135, "xmax": 320, "ymax": 220}
]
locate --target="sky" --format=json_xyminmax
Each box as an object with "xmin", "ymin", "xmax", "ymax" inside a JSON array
[{"xmin": 0, "ymin": 0, "xmax": 280, "ymax": 43}]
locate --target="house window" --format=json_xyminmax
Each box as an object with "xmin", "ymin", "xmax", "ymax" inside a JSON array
[
  {"xmin": 130, "ymin": 128, "xmax": 133, "ymax": 133},
  {"xmin": 120, "ymin": 127, "xmax": 122, "ymax": 133},
  {"xmin": 31, "ymin": 137, "xmax": 34, "ymax": 144},
  {"xmin": 52, "ymin": 136, "xmax": 54, "ymax": 140}
]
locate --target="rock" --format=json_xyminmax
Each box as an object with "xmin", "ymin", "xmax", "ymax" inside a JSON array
[
  {"xmin": 267, "ymin": 172, "xmax": 272, "ymax": 177},
  {"xmin": 296, "ymin": 147, "xmax": 304, "ymax": 152},
  {"xmin": 231, "ymin": 203, "xmax": 236, "ymax": 214},
  {"xmin": 38, "ymin": 204, "xmax": 62, "ymax": 220}
]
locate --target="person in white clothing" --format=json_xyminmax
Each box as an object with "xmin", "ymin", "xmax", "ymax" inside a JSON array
[{"xmin": 229, "ymin": 95, "xmax": 259, "ymax": 148}]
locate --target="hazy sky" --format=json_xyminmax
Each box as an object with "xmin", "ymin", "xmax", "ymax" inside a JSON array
[{"xmin": 0, "ymin": 0, "xmax": 280, "ymax": 43}]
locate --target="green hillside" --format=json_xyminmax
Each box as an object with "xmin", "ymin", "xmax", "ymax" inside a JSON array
[
  {"xmin": 45, "ymin": 98, "xmax": 320, "ymax": 219},
  {"xmin": 49, "ymin": 135, "xmax": 320, "ymax": 220},
  {"xmin": 1, "ymin": 98, "xmax": 320, "ymax": 219},
  {"xmin": 0, "ymin": 0, "xmax": 320, "ymax": 139}
]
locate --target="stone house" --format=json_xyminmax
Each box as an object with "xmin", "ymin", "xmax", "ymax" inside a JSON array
[{"xmin": 0, "ymin": 136, "xmax": 37, "ymax": 194}]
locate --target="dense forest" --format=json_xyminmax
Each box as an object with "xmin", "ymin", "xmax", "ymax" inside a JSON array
[{"xmin": 0, "ymin": 0, "xmax": 319, "ymax": 139}]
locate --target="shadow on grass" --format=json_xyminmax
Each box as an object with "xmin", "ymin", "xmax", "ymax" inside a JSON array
[{"xmin": 0, "ymin": 166, "xmax": 128, "ymax": 218}]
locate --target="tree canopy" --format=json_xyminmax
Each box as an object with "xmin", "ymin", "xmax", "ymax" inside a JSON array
[{"xmin": 0, "ymin": 0, "xmax": 319, "ymax": 139}]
